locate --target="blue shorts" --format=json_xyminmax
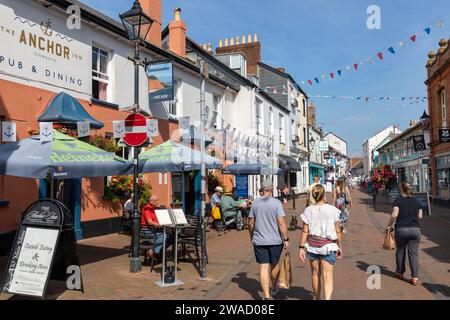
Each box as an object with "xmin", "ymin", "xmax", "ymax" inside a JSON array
[
  {"xmin": 307, "ymin": 251, "xmax": 337, "ymax": 265},
  {"xmin": 254, "ymin": 244, "xmax": 283, "ymax": 265}
]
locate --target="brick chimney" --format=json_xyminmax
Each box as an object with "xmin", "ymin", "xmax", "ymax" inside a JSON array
[
  {"xmin": 216, "ymin": 34, "xmax": 260, "ymax": 76},
  {"xmin": 141, "ymin": 0, "xmax": 162, "ymax": 47},
  {"xmin": 168, "ymin": 8, "xmax": 186, "ymax": 57}
]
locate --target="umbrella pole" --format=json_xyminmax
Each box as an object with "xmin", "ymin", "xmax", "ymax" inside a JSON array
[{"xmin": 50, "ymin": 178, "xmax": 54, "ymax": 199}]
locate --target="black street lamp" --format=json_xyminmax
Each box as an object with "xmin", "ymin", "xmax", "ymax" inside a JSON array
[{"xmin": 120, "ymin": 0, "xmax": 153, "ymax": 273}]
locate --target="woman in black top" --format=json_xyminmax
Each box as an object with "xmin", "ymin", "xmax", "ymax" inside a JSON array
[{"xmin": 386, "ymin": 182, "xmax": 423, "ymax": 286}]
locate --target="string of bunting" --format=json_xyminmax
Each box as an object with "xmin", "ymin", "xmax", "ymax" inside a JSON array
[
  {"xmin": 309, "ymin": 95, "xmax": 428, "ymax": 103},
  {"xmin": 296, "ymin": 15, "xmax": 449, "ymax": 87}
]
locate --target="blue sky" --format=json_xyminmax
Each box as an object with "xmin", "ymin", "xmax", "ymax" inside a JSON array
[{"xmin": 81, "ymin": 0, "xmax": 450, "ymax": 156}]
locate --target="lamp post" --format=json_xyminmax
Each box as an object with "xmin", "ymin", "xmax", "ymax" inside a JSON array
[{"xmin": 120, "ymin": 0, "xmax": 153, "ymax": 273}]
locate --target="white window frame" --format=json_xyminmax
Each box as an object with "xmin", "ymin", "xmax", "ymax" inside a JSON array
[
  {"xmin": 279, "ymin": 114, "xmax": 285, "ymax": 144},
  {"xmin": 92, "ymin": 46, "xmax": 112, "ymax": 102},
  {"xmin": 212, "ymin": 94, "xmax": 222, "ymax": 128},
  {"xmin": 269, "ymin": 107, "xmax": 274, "ymax": 134},
  {"xmin": 255, "ymin": 98, "xmax": 263, "ymax": 135},
  {"xmin": 441, "ymin": 89, "xmax": 446, "ymax": 125},
  {"xmin": 169, "ymin": 79, "xmax": 181, "ymax": 116}
]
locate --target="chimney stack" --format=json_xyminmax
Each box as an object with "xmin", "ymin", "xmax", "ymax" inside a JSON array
[
  {"xmin": 141, "ymin": 0, "xmax": 162, "ymax": 47},
  {"xmin": 276, "ymin": 67, "xmax": 285, "ymax": 73},
  {"xmin": 168, "ymin": 8, "xmax": 186, "ymax": 57}
]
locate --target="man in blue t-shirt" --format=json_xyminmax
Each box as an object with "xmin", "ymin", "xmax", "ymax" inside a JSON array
[{"xmin": 248, "ymin": 180, "xmax": 289, "ymax": 300}]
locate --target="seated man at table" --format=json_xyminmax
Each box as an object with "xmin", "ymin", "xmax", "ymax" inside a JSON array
[
  {"xmin": 220, "ymin": 191, "xmax": 243, "ymax": 228},
  {"xmin": 141, "ymin": 195, "xmax": 171, "ymax": 259}
]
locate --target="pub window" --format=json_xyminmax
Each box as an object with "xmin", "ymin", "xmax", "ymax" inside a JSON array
[
  {"xmin": 169, "ymin": 79, "xmax": 181, "ymax": 116},
  {"xmin": 92, "ymin": 46, "xmax": 111, "ymax": 102},
  {"xmin": 440, "ymin": 88, "xmax": 446, "ymax": 124},
  {"xmin": 212, "ymin": 94, "xmax": 221, "ymax": 128},
  {"xmin": 279, "ymin": 114, "xmax": 285, "ymax": 144}
]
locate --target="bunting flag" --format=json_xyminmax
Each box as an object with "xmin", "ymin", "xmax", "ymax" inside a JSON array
[
  {"xmin": 146, "ymin": 119, "xmax": 159, "ymax": 137},
  {"xmin": 297, "ymin": 14, "xmax": 446, "ymax": 86},
  {"xmin": 178, "ymin": 116, "xmax": 191, "ymax": 135},
  {"xmin": 113, "ymin": 120, "xmax": 125, "ymax": 139},
  {"xmin": 309, "ymin": 95, "xmax": 428, "ymax": 102},
  {"xmin": 77, "ymin": 121, "xmax": 90, "ymax": 138},
  {"xmin": 2, "ymin": 122, "xmax": 16, "ymax": 142},
  {"xmin": 365, "ymin": 97, "xmax": 370, "ymax": 103},
  {"xmin": 39, "ymin": 122, "xmax": 53, "ymax": 142}
]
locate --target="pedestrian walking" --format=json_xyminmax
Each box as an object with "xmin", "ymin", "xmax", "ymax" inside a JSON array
[
  {"xmin": 332, "ymin": 178, "xmax": 353, "ymax": 233},
  {"xmin": 385, "ymin": 182, "xmax": 423, "ymax": 286},
  {"xmin": 248, "ymin": 179, "xmax": 289, "ymax": 300},
  {"xmin": 298, "ymin": 184, "xmax": 343, "ymax": 300}
]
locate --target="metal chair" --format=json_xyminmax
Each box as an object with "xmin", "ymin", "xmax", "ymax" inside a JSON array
[
  {"xmin": 119, "ymin": 211, "xmax": 131, "ymax": 234},
  {"xmin": 178, "ymin": 215, "xmax": 208, "ymax": 265},
  {"xmin": 129, "ymin": 225, "xmax": 158, "ymax": 272}
]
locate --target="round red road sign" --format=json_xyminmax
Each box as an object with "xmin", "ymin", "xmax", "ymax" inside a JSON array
[{"xmin": 123, "ymin": 113, "xmax": 148, "ymax": 147}]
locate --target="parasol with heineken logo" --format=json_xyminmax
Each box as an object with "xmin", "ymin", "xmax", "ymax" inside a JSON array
[
  {"xmin": 0, "ymin": 131, "xmax": 132, "ymax": 179},
  {"xmin": 139, "ymin": 140, "xmax": 222, "ymax": 172}
]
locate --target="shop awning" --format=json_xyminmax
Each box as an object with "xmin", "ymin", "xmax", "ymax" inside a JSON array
[
  {"xmin": 279, "ymin": 155, "xmax": 301, "ymax": 172},
  {"xmin": 38, "ymin": 92, "xmax": 104, "ymax": 129},
  {"xmin": 222, "ymin": 164, "xmax": 283, "ymax": 175}
]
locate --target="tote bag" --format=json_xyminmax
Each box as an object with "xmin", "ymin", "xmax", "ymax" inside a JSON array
[
  {"xmin": 211, "ymin": 206, "xmax": 221, "ymax": 220},
  {"xmin": 383, "ymin": 229, "xmax": 396, "ymax": 250},
  {"xmin": 279, "ymin": 251, "xmax": 293, "ymax": 289}
]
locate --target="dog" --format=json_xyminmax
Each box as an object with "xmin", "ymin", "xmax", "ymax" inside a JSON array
[{"xmin": 288, "ymin": 215, "xmax": 298, "ymax": 231}]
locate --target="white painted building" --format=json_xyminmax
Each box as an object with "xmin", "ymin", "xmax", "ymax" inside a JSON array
[{"xmin": 362, "ymin": 125, "xmax": 401, "ymax": 175}]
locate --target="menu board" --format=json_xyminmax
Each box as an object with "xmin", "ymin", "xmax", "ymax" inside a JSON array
[
  {"xmin": 415, "ymin": 192, "xmax": 431, "ymax": 215},
  {"xmin": 388, "ymin": 189, "xmax": 400, "ymax": 204},
  {"xmin": 155, "ymin": 209, "xmax": 188, "ymax": 226},
  {"xmin": 172, "ymin": 209, "xmax": 188, "ymax": 225},
  {"xmin": 235, "ymin": 176, "xmax": 249, "ymax": 198},
  {"xmin": 3, "ymin": 227, "xmax": 59, "ymax": 297}
]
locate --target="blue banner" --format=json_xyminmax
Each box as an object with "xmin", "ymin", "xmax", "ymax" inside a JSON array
[{"xmin": 235, "ymin": 176, "xmax": 249, "ymax": 198}]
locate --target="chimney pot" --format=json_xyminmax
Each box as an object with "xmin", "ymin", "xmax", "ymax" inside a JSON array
[
  {"xmin": 236, "ymin": 36, "xmax": 240, "ymax": 45},
  {"xmin": 253, "ymin": 34, "xmax": 258, "ymax": 42},
  {"xmin": 230, "ymin": 37, "xmax": 234, "ymax": 45},
  {"xmin": 219, "ymin": 39, "xmax": 223, "ymax": 47},
  {"xmin": 224, "ymin": 38, "xmax": 229, "ymax": 46},
  {"xmin": 248, "ymin": 34, "xmax": 252, "ymax": 43},
  {"xmin": 242, "ymin": 35, "xmax": 246, "ymax": 44},
  {"xmin": 207, "ymin": 43, "xmax": 212, "ymax": 52},
  {"xmin": 174, "ymin": 8, "xmax": 181, "ymax": 21}
]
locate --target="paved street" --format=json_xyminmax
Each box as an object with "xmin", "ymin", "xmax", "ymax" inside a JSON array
[{"xmin": 0, "ymin": 189, "xmax": 448, "ymax": 300}]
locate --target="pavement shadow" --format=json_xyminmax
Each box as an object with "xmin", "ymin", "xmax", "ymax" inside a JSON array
[
  {"xmin": 421, "ymin": 282, "xmax": 450, "ymax": 298},
  {"xmin": 77, "ymin": 244, "xmax": 129, "ymax": 266},
  {"xmin": 356, "ymin": 261, "xmax": 396, "ymax": 278},
  {"xmin": 230, "ymin": 272, "xmax": 314, "ymax": 300}
]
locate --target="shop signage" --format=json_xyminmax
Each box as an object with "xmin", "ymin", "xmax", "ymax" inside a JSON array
[
  {"xmin": 323, "ymin": 152, "xmax": 331, "ymax": 160},
  {"xmin": 388, "ymin": 188, "xmax": 400, "ymax": 204},
  {"xmin": 1, "ymin": 199, "xmax": 83, "ymax": 298},
  {"xmin": 0, "ymin": 3, "xmax": 90, "ymax": 94},
  {"xmin": 439, "ymin": 129, "xmax": 450, "ymax": 143},
  {"xmin": 235, "ymin": 176, "xmax": 249, "ymax": 198},
  {"xmin": 147, "ymin": 62, "xmax": 174, "ymax": 103},
  {"xmin": 412, "ymin": 135, "xmax": 426, "ymax": 151},
  {"xmin": 436, "ymin": 155, "xmax": 450, "ymax": 169},
  {"xmin": 318, "ymin": 141, "xmax": 329, "ymax": 152}
]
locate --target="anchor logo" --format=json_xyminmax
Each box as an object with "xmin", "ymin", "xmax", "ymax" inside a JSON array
[
  {"xmin": 114, "ymin": 128, "xmax": 124, "ymax": 136},
  {"xmin": 40, "ymin": 18, "xmax": 53, "ymax": 36},
  {"xmin": 3, "ymin": 126, "xmax": 15, "ymax": 138},
  {"xmin": 78, "ymin": 128, "xmax": 89, "ymax": 135},
  {"xmin": 41, "ymin": 128, "xmax": 52, "ymax": 138}
]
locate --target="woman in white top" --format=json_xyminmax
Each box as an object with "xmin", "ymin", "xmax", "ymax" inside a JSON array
[{"xmin": 298, "ymin": 184, "xmax": 343, "ymax": 300}]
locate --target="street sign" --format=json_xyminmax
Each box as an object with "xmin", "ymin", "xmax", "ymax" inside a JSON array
[
  {"xmin": 318, "ymin": 141, "xmax": 329, "ymax": 152},
  {"xmin": 439, "ymin": 129, "xmax": 450, "ymax": 143},
  {"xmin": 123, "ymin": 113, "xmax": 148, "ymax": 147}
]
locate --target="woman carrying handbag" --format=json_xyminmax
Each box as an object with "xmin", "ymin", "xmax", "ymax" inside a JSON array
[{"xmin": 386, "ymin": 182, "xmax": 423, "ymax": 286}]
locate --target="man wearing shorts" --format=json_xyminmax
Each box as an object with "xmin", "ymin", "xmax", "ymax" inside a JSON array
[{"xmin": 248, "ymin": 180, "xmax": 289, "ymax": 300}]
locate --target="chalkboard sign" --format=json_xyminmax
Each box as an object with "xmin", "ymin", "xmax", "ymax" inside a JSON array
[
  {"xmin": 1, "ymin": 199, "xmax": 83, "ymax": 299},
  {"xmin": 388, "ymin": 189, "xmax": 400, "ymax": 204},
  {"xmin": 414, "ymin": 192, "xmax": 431, "ymax": 215}
]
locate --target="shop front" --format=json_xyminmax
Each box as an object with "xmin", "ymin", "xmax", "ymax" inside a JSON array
[
  {"xmin": 309, "ymin": 163, "xmax": 326, "ymax": 184},
  {"xmin": 435, "ymin": 154, "xmax": 450, "ymax": 206}
]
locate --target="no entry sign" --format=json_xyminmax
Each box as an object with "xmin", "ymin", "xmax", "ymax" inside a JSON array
[{"xmin": 123, "ymin": 113, "xmax": 148, "ymax": 147}]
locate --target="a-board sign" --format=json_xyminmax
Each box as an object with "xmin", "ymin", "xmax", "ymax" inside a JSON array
[
  {"xmin": 388, "ymin": 188, "xmax": 400, "ymax": 204},
  {"xmin": 415, "ymin": 192, "xmax": 431, "ymax": 216},
  {"xmin": 1, "ymin": 199, "xmax": 83, "ymax": 299}
]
